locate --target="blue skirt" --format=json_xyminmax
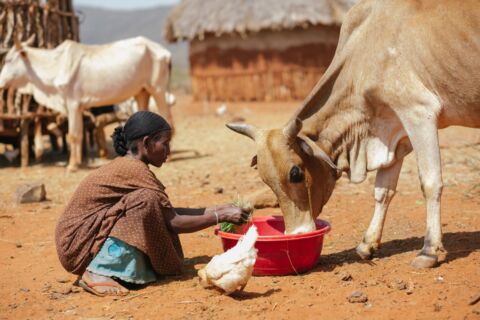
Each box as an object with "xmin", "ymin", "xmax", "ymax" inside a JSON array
[{"xmin": 87, "ymin": 237, "xmax": 157, "ymax": 284}]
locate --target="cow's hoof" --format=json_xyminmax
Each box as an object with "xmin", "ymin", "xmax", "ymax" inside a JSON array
[
  {"xmin": 356, "ymin": 242, "xmax": 374, "ymax": 260},
  {"xmin": 411, "ymin": 254, "xmax": 438, "ymax": 268},
  {"xmin": 67, "ymin": 165, "xmax": 79, "ymax": 172}
]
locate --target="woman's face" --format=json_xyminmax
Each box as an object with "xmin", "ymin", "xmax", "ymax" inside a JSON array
[{"xmin": 145, "ymin": 130, "xmax": 172, "ymax": 167}]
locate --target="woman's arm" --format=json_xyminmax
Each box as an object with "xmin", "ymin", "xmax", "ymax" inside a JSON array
[
  {"xmin": 174, "ymin": 207, "xmax": 205, "ymax": 216},
  {"xmin": 163, "ymin": 204, "xmax": 250, "ymax": 234}
]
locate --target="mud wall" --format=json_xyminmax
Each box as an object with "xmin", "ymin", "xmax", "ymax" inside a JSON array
[{"xmin": 189, "ymin": 26, "xmax": 339, "ymax": 101}]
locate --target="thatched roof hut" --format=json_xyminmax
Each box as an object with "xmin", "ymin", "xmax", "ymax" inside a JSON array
[{"xmin": 165, "ymin": 0, "xmax": 357, "ymax": 101}]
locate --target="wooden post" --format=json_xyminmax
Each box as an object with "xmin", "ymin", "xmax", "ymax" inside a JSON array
[
  {"xmin": 3, "ymin": 6, "xmax": 15, "ymax": 47},
  {"xmin": 6, "ymin": 87, "xmax": 15, "ymax": 115},
  {"xmin": 20, "ymin": 119, "xmax": 30, "ymax": 167},
  {"xmin": 20, "ymin": 95, "xmax": 32, "ymax": 167}
]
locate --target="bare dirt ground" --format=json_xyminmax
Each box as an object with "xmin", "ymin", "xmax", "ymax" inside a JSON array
[{"xmin": 0, "ymin": 95, "xmax": 479, "ymax": 320}]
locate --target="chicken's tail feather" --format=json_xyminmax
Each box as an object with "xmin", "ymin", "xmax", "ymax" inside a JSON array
[{"xmin": 237, "ymin": 225, "xmax": 258, "ymax": 250}]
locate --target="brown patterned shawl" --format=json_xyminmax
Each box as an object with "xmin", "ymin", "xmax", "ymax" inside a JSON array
[{"xmin": 55, "ymin": 156, "xmax": 183, "ymax": 276}]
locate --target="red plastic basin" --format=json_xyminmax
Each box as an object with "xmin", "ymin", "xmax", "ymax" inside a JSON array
[{"xmin": 214, "ymin": 215, "xmax": 331, "ymax": 276}]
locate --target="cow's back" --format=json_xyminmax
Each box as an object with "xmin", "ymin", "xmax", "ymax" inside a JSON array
[{"xmin": 330, "ymin": 0, "xmax": 480, "ymax": 127}]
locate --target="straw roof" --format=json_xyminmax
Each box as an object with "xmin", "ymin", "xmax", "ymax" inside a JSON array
[{"xmin": 165, "ymin": 0, "xmax": 357, "ymax": 43}]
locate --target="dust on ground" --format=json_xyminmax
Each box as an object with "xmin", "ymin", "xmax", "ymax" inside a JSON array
[{"xmin": 0, "ymin": 95, "xmax": 479, "ymax": 320}]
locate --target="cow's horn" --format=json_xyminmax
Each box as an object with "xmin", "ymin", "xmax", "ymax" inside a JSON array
[
  {"xmin": 14, "ymin": 36, "xmax": 22, "ymax": 50},
  {"xmin": 226, "ymin": 122, "xmax": 257, "ymax": 141},
  {"xmin": 283, "ymin": 118, "xmax": 302, "ymax": 143}
]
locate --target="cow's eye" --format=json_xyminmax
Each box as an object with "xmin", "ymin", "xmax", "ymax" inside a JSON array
[{"xmin": 289, "ymin": 166, "xmax": 304, "ymax": 183}]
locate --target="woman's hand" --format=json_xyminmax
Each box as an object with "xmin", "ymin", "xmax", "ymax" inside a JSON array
[{"xmin": 206, "ymin": 204, "xmax": 251, "ymax": 224}]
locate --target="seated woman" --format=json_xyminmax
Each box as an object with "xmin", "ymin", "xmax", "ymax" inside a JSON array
[{"xmin": 55, "ymin": 111, "xmax": 249, "ymax": 297}]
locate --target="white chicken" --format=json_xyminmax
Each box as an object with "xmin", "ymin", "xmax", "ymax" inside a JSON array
[{"xmin": 198, "ymin": 225, "xmax": 258, "ymax": 295}]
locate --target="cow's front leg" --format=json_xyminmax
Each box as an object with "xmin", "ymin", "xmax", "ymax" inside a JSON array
[
  {"xmin": 67, "ymin": 106, "xmax": 83, "ymax": 171},
  {"xmin": 357, "ymin": 159, "xmax": 403, "ymax": 260},
  {"xmin": 404, "ymin": 119, "xmax": 444, "ymax": 268}
]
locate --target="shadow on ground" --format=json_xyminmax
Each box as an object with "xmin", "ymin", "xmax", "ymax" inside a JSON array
[{"xmin": 314, "ymin": 231, "xmax": 480, "ymax": 272}]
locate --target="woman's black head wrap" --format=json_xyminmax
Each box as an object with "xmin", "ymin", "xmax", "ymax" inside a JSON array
[{"xmin": 111, "ymin": 111, "xmax": 171, "ymax": 156}]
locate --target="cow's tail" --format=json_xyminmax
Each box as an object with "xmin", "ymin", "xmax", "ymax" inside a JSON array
[{"xmin": 166, "ymin": 59, "xmax": 176, "ymax": 107}]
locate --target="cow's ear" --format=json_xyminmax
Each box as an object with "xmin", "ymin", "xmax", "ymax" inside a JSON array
[
  {"xmin": 297, "ymin": 138, "xmax": 314, "ymax": 157},
  {"xmin": 297, "ymin": 136, "xmax": 337, "ymax": 170},
  {"xmin": 250, "ymin": 155, "xmax": 257, "ymax": 168}
]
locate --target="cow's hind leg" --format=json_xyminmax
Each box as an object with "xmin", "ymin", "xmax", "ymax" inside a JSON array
[
  {"xmin": 152, "ymin": 92, "xmax": 174, "ymax": 132},
  {"xmin": 404, "ymin": 117, "xmax": 444, "ymax": 268},
  {"xmin": 357, "ymin": 158, "xmax": 403, "ymax": 260},
  {"xmin": 134, "ymin": 89, "xmax": 150, "ymax": 111}
]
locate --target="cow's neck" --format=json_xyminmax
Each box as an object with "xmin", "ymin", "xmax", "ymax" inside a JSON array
[
  {"xmin": 25, "ymin": 47, "xmax": 61, "ymax": 88},
  {"xmin": 20, "ymin": 47, "xmax": 70, "ymax": 113},
  {"xmin": 303, "ymin": 91, "xmax": 370, "ymax": 183}
]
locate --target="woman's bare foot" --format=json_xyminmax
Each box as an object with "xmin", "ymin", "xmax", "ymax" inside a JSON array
[{"xmin": 79, "ymin": 270, "xmax": 129, "ymax": 296}]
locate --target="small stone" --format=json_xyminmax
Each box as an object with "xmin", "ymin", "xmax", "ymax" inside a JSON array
[
  {"xmin": 389, "ymin": 279, "xmax": 407, "ymax": 291},
  {"xmin": 20, "ymin": 288, "xmax": 30, "ymax": 292},
  {"xmin": 214, "ymin": 187, "xmax": 224, "ymax": 194},
  {"xmin": 56, "ymin": 276, "xmax": 70, "ymax": 284},
  {"xmin": 70, "ymin": 285, "xmax": 82, "ymax": 293},
  {"xmin": 348, "ymin": 291, "xmax": 368, "ymax": 303},
  {"xmin": 434, "ymin": 303, "xmax": 442, "ymax": 312},
  {"xmin": 406, "ymin": 281, "xmax": 415, "ymax": 295},
  {"xmin": 53, "ymin": 284, "xmax": 72, "ymax": 295},
  {"xmin": 435, "ymin": 276, "xmax": 444, "ymax": 283},
  {"xmin": 15, "ymin": 242, "xmax": 22, "ymax": 248},
  {"xmin": 340, "ymin": 272, "xmax": 353, "ymax": 281},
  {"xmin": 41, "ymin": 283, "xmax": 52, "ymax": 293},
  {"xmin": 48, "ymin": 292, "xmax": 63, "ymax": 300},
  {"xmin": 15, "ymin": 182, "xmax": 46, "ymax": 204},
  {"xmin": 469, "ymin": 294, "xmax": 480, "ymax": 306}
]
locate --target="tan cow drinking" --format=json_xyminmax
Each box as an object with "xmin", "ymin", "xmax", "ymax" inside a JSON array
[{"xmin": 228, "ymin": 0, "xmax": 480, "ymax": 268}]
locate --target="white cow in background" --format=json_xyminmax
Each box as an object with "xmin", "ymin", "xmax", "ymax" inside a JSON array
[{"xmin": 0, "ymin": 36, "xmax": 174, "ymax": 170}]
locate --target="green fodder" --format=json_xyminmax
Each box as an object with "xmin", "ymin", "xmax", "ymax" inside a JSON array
[{"xmin": 219, "ymin": 197, "xmax": 254, "ymax": 233}]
